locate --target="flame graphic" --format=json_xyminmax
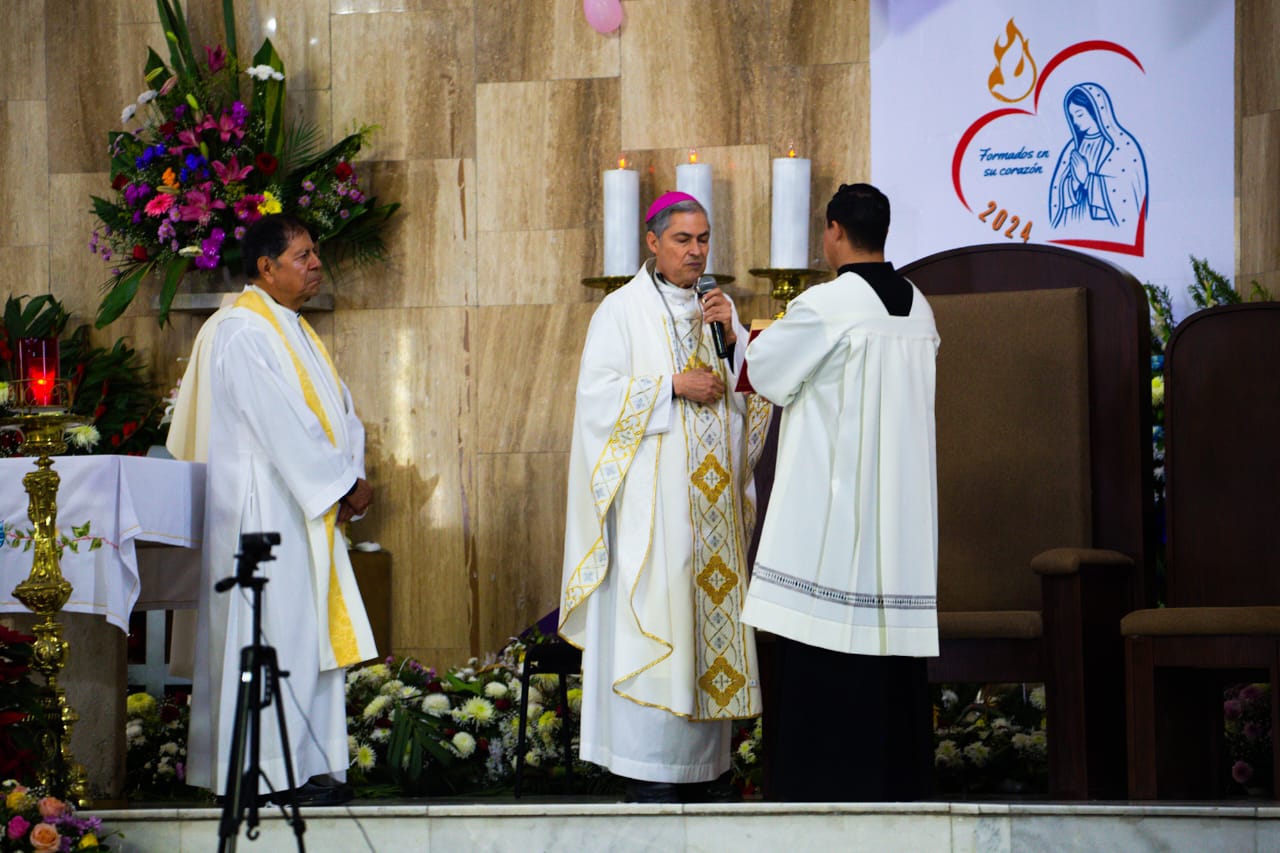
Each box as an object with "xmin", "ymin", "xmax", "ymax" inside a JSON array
[{"xmin": 987, "ymin": 18, "xmax": 1037, "ymax": 103}]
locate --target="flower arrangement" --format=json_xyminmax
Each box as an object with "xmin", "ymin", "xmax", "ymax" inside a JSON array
[
  {"xmin": 0, "ymin": 780, "xmax": 114, "ymax": 852},
  {"xmin": 730, "ymin": 718, "xmax": 762, "ymax": 797},
  {"xmin": 0, "ymin": 295, "xmax": 165, "ymax": 458},
  {"xmin": 932, "ymin": 683, "xmax": 1048, "ymax": 795},
  {"xmin": 89, "ymin": 0, "xmax": 399, "ymax": 328},
  {"xmin": 345, "ymin": 633, "xmax": 603, "ymax": 796},
  {"xmin": 123, "ymin": 691, "xmax": 194, "ymax": 799},
  {"xmin": 1224, "ymin": 683, "xmax": 1272, "ymax": 795},
  {"xmin": 0, "ymin": 627, "xmax": 45, "ymax": 784}
]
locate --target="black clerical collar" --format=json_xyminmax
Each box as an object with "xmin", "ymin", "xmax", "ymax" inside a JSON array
[
  {"xmin": 838, "ymin": 262, "xmax": 895, "ymax": 276},
  {"xmin": 838, "ymin": 262, "xmax": 913, "ymax": 316}
]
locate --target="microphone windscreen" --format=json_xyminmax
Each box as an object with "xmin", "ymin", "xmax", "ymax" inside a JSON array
[{"xmin": 695, "ymin": 275, "xmax": 717, "ymax": 296}]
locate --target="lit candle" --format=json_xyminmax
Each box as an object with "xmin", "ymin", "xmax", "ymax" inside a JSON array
[
  {"xmin": 18, "ymin": 337, "xmax": 59, "ymax": 407},
  {"xmin": 603, "ymin": 156, "xmax": 640, "ymax": 276},
  {"xmin": 675, "ymin": 148, "xmax": 714, "ymax": 274},
  {"xmin": 770, "ymin": 147, "xmax": 811, "ymax": 269}
]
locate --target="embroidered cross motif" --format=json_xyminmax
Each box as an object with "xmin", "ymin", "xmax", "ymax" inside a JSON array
[
  {"xmin": 696, "ymin": 554, "xmax": 739, "ymax": 606},
  {"xmin": 698, "ymin": 656, "xmax": 748, "ymax": 709},
  {"xmin": 690, "ymin": 453, "xmax": 730, "ymax": 504}
]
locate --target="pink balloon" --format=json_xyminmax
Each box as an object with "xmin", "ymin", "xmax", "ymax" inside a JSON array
[{"xmin": 583, "ymin": 0, "xmax": 623, "ymax": 34}]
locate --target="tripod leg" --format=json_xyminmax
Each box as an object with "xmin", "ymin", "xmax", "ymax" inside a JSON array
[
  {"xmin": 218, "ymin": 646, "xmax": 261, "ymax": 853},
  {"xmin": 262, "ymin": 648, "xmax": 307, "ymax": 849}
]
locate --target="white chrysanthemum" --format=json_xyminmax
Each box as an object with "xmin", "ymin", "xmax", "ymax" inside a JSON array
[
  {"xmin": 159, "ymin": 741, "xmax": 179, "ymax": 755},
  {"xmin": 934, "ymin": 739, "xmax": 961, "ymax": 767},
  {"xmin": 537, "ymin": 710, "xmax": 561, "ymax": 745},
  {"xmin": 484, "ymin": 681, "xmax": 509, "ymax": 699},
  {"xmin": 962, "ymin": 742, "xmax": 991, "ymax": 767},
  {"xmin": 66, "ymin": 425, "xmax": 100, "ymax": 450},
  {"xmin": 245, "ymin": 64, "xmax": 285, "ymax": 81},
  {"xmin": 991, "ymin": 717, "xmax": 1011, "ymax": 731},
  {"xmin": 125, "ymin": 722, "xmax": 144, "ymax": 743},
  {"xmin": 736, "ymin": 739, "xmax": 757, "ymax": 763},
  {"xmin": 362, "ymin": 694, "xmax": 392, "ymax": 719},
  {"xmin": 565, "ymin": 687, "xmax": 583, "ymax": 716},
  {"xmin": 452, "ymin": 731, "xmax": 477, "ymax": 758},
  {"xmin": 370, "ymin": 727, "xmax": 391, "ymax": 743},
  {"xmin": 355, "ymin": 743, "xmax": 376, "ymax": 771},
  {"xmin": 524, "ymin": 703, "xmax": 543, "ymax": 726},
  {"xmin": 941, "ymin": 689, "xmax": 959, "ymax": 708},
  {"xmin": 347, "ymin": 735, "xmax": 358, "ymax": 754},
  {"xmin": 379, "ymin": 679, "xmax": 405, "ymax": 696},
  {"xmin": 525, "ymin": 686, "xmax": 544, "ymax": 707},
  {"xmin": 362, "ymin": 663, "xmax": 390, "ymax": 682},
  {"xmin": 346, "ymin": 670, "xmax": 361, "ymax": 686},
  {"xmin": 121, "ymin": 104, "xmax": 138, "ymax": 123},
  {"xmin": 454, "ymin": 697, "xmax": 496, "ymax": 725},
  {"xmin": 753, "ymin": 718, "xmax": 762, "ymax": 739},
  {"xmin": 532, "ymin": 673, "xmax": 560, "ymax": 691},
  {"xmin": 1030, "ymin": 686, "xmax": 1046, "ymax": 710},
  {"xmin": 523, "ymin": 749, "xmax": 541, "ymax": 768},
  {"xmin": 421, "ymin": 693, "xmax": 452, "ymax": 717},
  {"xmin": 399, "ymin": 685, "xmax": 421, "ymax": 700},
  {"xmin": 136, "ymin": 89, "xmax": 158, "ymax": 105}
]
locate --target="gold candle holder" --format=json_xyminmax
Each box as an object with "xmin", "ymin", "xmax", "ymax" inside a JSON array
[
  {"xmin": 748, "ymin": 268, "xmax": 831, "ymax": 318},
  {"xmin": 2, "ymin": 379, "xmax": 89, "ymax": 804}
]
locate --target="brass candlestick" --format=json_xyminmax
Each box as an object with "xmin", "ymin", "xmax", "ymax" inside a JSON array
[
  {"xmin": 748, "ymin": 268, "xmax": 831, "ymax": 317},
  {"xmin": 2, "ymin": 379, "xmax": 89, "ymax": 804}
]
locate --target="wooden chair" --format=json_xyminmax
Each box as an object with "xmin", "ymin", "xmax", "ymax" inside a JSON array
[
  {"xmin": 899, "ymin": 244, "xmax": 1155, "ymax": 799},
  {"xmin": 1122, "ymin": 302, "xmax": 1280, "ymax": 799},
  {"xmin": 513, "ymin": 639, "xmax": 582, "ymax": 797}
]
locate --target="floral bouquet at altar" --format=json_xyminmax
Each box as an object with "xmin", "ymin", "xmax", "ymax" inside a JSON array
[
  {"xmin": 0, "ymin": 780, "xmax": 115, "ymax": 851},
  {"xmin": 1224, "ymin": 683, "xmax": 1272, "ymax": 795},
  {"xmin": 932, "ymin": 683, "xmax": 1048, "ymax": 795},
  {"xmin": 89, "ymin": 0, "xmax": 399, "ymax": 328}
]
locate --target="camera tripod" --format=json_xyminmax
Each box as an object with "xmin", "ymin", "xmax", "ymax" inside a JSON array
[{"xmin": 216, "ymin": 532, "xmax": 306, "ymax": 853}]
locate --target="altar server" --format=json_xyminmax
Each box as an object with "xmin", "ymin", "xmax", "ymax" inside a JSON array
[
  {"xmin": 741, "ymin": 183, "xmax": 940, "ymax": 800},
  {"xmin": 187, "ymin": 215, "xmax": 376, "ymax": 805},
  {"xmin": 560, "ymin": 192, "xmax": 771, "ymax": 802}
]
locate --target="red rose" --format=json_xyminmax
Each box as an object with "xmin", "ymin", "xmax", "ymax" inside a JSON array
[
  {"xmin": 111, "ymin": 434, "xmax": 122, "ymax": 447},
  {"xmin": 255, "ymin": 153, "xmax": 279, "ymax": 176},
  {"xmin": 132, "ymin": 245, "xmax": 148, "ymax": 261},
  {"xmin": 92, "ymin": 404, "xmax": 106, "ymax": 420},
  {"xmin": 334, "ymin": 161, "xmax": 353, "ymax": 181},
  {"xmin": 160, "ymin": 704, "xmax": 180, "ymax": 722},
  {"xmin": 159, "ymin": 121, "xmax": 178, "ymax": 137},
  {"xmin": 112, "ymin": 173, "xmax": 129, "ymax": 190},
  {"xmin": 122, "ymin": 421, "xmax": 137, "ymax": 437}
]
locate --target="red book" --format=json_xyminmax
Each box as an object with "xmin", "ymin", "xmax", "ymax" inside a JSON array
[{"xmin": 735, "ymin": 318, "xmax": 773, "ymax": 394}]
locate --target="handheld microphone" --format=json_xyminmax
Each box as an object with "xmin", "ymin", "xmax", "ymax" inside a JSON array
[{"xmin": 695, "ymin": 275, "xmax": 731, "ymax": 360}]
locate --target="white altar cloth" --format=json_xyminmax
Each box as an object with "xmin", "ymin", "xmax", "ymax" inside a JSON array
[{"xmin": 0, "ymin": 455, "xmax": 204, "ymax": 631}]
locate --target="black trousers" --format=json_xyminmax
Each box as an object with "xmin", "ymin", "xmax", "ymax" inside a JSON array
[{"xmin": 760, "ymin": 634, "xmax": 934, "ymax": 802}]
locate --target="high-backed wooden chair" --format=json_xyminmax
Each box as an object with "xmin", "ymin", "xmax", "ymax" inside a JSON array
[
  {"xmin": 899, "ymin": 244, "xmax": 1154, "ymax": 799},
  {"xmin": 1122, "ymin": 302, "xmax": 1280, "ymax": 799}
]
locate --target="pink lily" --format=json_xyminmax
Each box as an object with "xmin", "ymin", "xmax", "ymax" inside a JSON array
[
  {"xmin": 168, "ymin": 127, "xmax": 202, "ymax": 156},
  {"xmin": 200, "ymin": 111, "xmax": 244, "ymax": 144},
  {"xmin": 176, "ymin": 182, "xmax": 227, "ymax": 226},
  {"xmin": 211, "ymin": 155, "xmax": 253, "ymax": 186}
]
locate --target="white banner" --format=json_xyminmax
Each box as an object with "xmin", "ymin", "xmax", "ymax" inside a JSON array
[{"xmin": 871, "ymin": 1, "xmax": 1234, "ymax": 318}]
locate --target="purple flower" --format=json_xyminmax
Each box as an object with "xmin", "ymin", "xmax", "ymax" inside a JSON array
[
  {"xmin": 173, "ymin": 103, "xmax": 187, "ymax": 119},
  {"xmin": 1232, "ymin": 760, "xmax": 1254, "ymax": 784},
  {"xmin": 132, "ymin": 210, "xmax": 143, "ymax": 223},
  {"xmin": 1225, "ymin": 699, "xmax": 1243, "ymax": 721},
  {"xmin": 233, "ymin": 226, "xmax": 246, "ymax": 240},
  {"xmin": 101, "ymin": 248, "xmax": 112, "ymax": 261},
  {"xmin": 301, "ymin": 179, "xmax": 315, "ymax": 192},
  {"xmin": 297, "ymin": 195, "xmax": 311, "ymax": 208},
  {"xmin": 111, "ymin": 267, "xmax": 121, "ymax": 276},
  {"xmin": 339, "ymin": 209, "xmax": 350, "ymax": 219},
  {"xmin": 195, "ymin": 227, "xmax": 227, "ymax": 269},
  {"xmin": 232, "ymin": 101, "xmax": 249, "ymax": 124},
  {"xmin": 1240, "ymin": 685, "xmax": 1263, "ymax": 702},
  {"xmin": 1244, "ymin": 721, "xmax": 1263, "ymax": 741},
  {"xmin": 349, "ymin": 190, "xmax": 364, "ymax": 203},
  {"xmin": 176, "ymin": 761, "xmax": 186, "ymax": 781},
  {"xmin": 157, "ymin": 220, "xmax": 176, "ymax": 241}
]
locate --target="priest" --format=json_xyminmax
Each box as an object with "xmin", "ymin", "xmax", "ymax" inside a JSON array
[
  {"xmin": 560, "ymin": 192, "xmax": 771, "ymax": 802},
  {"xmin": 740, "ymin": 183, "xmax": 940, "ymax": 801},
  {"xmin": 185, "ymin": 214, "xmax": 377, "ymax": 806}
]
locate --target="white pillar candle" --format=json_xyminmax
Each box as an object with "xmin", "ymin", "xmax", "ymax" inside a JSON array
[
  {"xmin": 770, "ymin": 152, "xmax": 811, "ymax": 269},
  {"xmin": 675, "ymin": 149, "xmax": 714, "ymax": 274},
  {"xmin": 603, "ymin": 159, "xmax": 640, "ymax": 275}
]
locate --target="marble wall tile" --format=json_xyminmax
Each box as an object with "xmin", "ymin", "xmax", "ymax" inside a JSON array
[
  {"xmin": 115, "ymin": 0, "xmax": 159, "ymax": 25},
  {"xmin": 767, "ymin": 0, "xmax": 870, "ymax": 67},
  {"xmin": 336, "ymin": 306, "xmax": 476, "ymax": 655},
  {"xmin": 0, "ymin": 247, "xmax": 50, "ymax": 303},
  {"xmin": 1240, "ymin": 112, "xmax": 1280, "ymax": 276},
  {"xmin": 0, "ymin": 0, "xmax": 46, "ymax": 100},
  {"xmin": 331, "ymin": 3, "xmax": 476, "ymax": 162},
  {"xmin": 332, "ymin": 0, "xmax": 438, "ymax": 13},
  {"xmin": 620, "ymin": 0, "xmax": 769, "ymax": 150},
  {"xmin": 48, "ymin": 173, "xmax": 111, "ymax": 324},
  {"xmin": 474, "ymin": 303, "xmax": 597, "ymax": 454},
  {"xmin": 241, "ymin": 0, "xmax": 333, "ymax": 92},
  {"xmin": 430, "ymin": 815, "xmax": 686, "ymax": 853},
  {"xmin": 684, "ymin": 812, "xmax": 951, "ymax": 853},
  {"xmin": 475, "ymin": 452, "xmax": 568, "ymax": 648},
  {"xmin": 1, "ymin": 101, "xmax": 50, "ymax": 247},
  {"xmin": 338, "ymin": 158, "xmax": 477, "ymax": 310},
  {"xmin": 476, "ymin": 78, "xmax": 621, "ymax": 233},
  {"xmin": 285, "ymin": 87, "xmax": 333, "ymax": 150},
  {"xmin": 768, "ymin": 62, "xmax": 871, "ymax": 268},
  {"xmin": 1240, "ymin": 0, "xmax": 1280, "ymax": 116},
  {"xmin": 476, "ymin": 0, "xmax": 620, "ymax": 83},
  {"xmin": 476, "ymin": 228, "xmax": 601, "ymax": 305},
  {"xmin": 1009, "ymin": 814, "xmax": 1257, "ymax": 852},
  {"xmin": 107, "ymin": 313, "xmax": 204, "ymax": 392}
]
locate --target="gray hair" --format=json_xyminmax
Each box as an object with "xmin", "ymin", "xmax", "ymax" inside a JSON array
[{"xmin": 646, "ymin": 198, "xmax": 708, "ymax": 238}]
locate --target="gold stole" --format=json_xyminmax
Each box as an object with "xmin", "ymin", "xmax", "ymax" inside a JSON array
[{"xmin": 234, "ymin": 289, "xmax": 362, "ymax": 667}]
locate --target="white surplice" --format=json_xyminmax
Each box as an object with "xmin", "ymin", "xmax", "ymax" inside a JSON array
[
  {"xmin": 560, "ymin": 263, "xmax": 770, "ymax": 783},
  {"xmin": 740, "ymin": 271, "xmax": 941, "ymax": 657},
  {"xmin": 187, "ymin": 284, "xmax": 376, "ymax": 793}
]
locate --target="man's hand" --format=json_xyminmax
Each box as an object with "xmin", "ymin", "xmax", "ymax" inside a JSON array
[
  {"xmin": 699, "ymin": 286, "xmax": 737, "ymax": 346},
  {"xmin": 673, "ymin": 367, "xmax": 725, "ymax": 405},
  {"xmin": 338, "ymin": 477, "xmax": 373, "ymax": 522}
]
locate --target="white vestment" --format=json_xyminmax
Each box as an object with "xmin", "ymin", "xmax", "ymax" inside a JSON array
[
  {"xmin": 187, "ymin": 284, "xmax": 377, "ymax": 793},
  {"xmin": 560, "ymin": 264, "xmax": 770, "ymax": 783},
  {"xmin": 740, "ymin": 270, "xmax": 941, "ymax": 657}
]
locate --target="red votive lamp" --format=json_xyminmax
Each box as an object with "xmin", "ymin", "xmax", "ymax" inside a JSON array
[{"xmin": 17, "ymin": 337, "xmax": 59, "ymax": 406}]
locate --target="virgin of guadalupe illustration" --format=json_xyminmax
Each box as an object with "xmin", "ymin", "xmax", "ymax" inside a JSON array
[{"xmin": 1048, "ymin": 83, "xmax": 1148, "ymax": 232}]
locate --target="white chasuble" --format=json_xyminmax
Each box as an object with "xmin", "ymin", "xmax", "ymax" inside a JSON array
[
  {"xmin": 188, "ymin": 285, "xmax": 375, "ymax": 793},
  {"xmin": 560, "ymin": 265, "xmax": 770, "ymax": 780},
  {"xmin": 740, "ymin": 272, "xmax": 941, "ymax": 657}
]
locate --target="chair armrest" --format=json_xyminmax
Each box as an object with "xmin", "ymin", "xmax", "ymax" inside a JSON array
[{"xmin": 1031, "ymin": 547, "xmax": 1134, "ymax": 576}]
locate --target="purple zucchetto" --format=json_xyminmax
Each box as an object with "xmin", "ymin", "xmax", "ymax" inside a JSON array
[{"xmin": 645, "ymin": 191, "xmax": 698, "ymax": 224}]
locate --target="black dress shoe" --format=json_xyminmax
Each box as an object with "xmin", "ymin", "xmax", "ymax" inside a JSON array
[
  {"xmin": 270, "ymin": 781, "xmax": 354, "ymax": 807},
  {"xmin": 624, "ymin": 779, "xmax": 681, "ymax": 803},
  {"xmin": 682, "ymin": 773, "xmax": 741, "ymax": 803}
]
